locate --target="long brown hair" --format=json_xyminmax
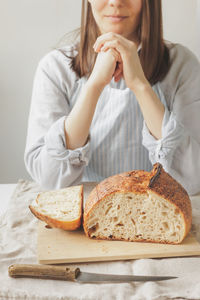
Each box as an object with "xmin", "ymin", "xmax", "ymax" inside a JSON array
[{"xmin": 71, "ymin": 0, "xmax": 170, "ymax": 85}]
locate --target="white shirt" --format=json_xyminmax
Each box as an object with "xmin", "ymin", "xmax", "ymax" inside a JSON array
[{"xmin": 24, "ymin": 43, "xmax": 200, "ymax": 195}]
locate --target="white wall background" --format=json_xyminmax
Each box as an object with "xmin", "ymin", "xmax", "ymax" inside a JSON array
[
  {"xmin": 0, "ymin": 0, "xmax": 199, "ymax": 183},
  {"xmin": 162, "ymin": 0, "xmax": 199, "ymax": 58}
]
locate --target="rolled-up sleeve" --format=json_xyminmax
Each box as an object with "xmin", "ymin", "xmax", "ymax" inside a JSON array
[
  {"xmin": 45, "ymin": 116, "xmax": 90, "ymax": 165},
  {"xmin": 142, "ymin": 44, "xmax": 200, "ymax": 195},
  {"xmin": 142, "ymin": 108, "xmax": 184, "ymax": 167},
  {"xmin": 24, "ymin": 48, "xmax": 91, "ymax": 189}
]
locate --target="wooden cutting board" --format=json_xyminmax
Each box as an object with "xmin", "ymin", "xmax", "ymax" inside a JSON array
[{"xmin": 37, "ymin": 182, "xmax": 200, "ymax": 264}]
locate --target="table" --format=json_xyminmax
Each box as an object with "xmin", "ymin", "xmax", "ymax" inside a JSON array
[{"xmin": 1, "ymin": 181, "xmax": 200, "ymax": 300}]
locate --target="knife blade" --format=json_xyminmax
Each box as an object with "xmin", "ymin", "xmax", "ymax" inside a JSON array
[{"xmin": 8, "ymin": 264, "xmax": 177, "ymax": 283}]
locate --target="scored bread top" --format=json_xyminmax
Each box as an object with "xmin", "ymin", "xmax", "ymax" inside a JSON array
[{"xmin": 84, "ymin": 169, "xmax": 150, "ymax": 216}]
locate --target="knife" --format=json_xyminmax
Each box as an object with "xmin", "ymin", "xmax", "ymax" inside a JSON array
[{"xmin": 8, "ymin": 264, "xmax": 177, "ymax": 283}]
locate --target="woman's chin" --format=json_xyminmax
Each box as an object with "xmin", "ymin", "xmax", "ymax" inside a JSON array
[
  {"xmin": 102, "ymin": 28, "xmax": 126, "ymax": 36},
  {"xmin": 103, "ymin": 30, "xmax": 135, "ymax": 41}
]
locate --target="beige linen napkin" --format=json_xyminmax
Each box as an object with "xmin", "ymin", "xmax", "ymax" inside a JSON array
[{"xmin": 0, "ymin": 179, "xmax": 200, "ymax": 300}]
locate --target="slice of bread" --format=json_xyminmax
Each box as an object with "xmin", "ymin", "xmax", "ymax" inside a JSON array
[
  {"xmin": 29, "ymin": 185, "xmax": 83, "ymax": 230},
  {"xmin": 83, "ymin": 164, "xmax": 192, "ymax": 244}
]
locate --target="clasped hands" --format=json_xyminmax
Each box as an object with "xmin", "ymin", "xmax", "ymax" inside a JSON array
[{"xmin": 91, "ymin": 32, "xmax": 147, "ymax": 91}]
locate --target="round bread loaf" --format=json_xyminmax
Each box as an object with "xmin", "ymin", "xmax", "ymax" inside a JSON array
[{"xmin": 83, "ymin": 163, "xmax": 192, "ymax": 244}]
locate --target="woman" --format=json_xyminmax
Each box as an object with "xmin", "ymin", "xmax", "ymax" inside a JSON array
[{"xmin": 24, "ymin": 0, "xmax": 200, "ymax": 195}]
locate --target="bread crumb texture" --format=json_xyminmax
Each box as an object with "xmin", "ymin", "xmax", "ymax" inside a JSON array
[
  {"xmin": 36, "ymin": 188, "xmax": 80, "ymax": 221},
  {"xmin": 29, "ymin": 185, "xmax": 83, "ymax": 230}
]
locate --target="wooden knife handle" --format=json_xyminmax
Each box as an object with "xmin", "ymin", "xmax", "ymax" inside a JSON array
[{"xmin": 8, "ymin": 264, "xmax": 80, "ymax": 281}]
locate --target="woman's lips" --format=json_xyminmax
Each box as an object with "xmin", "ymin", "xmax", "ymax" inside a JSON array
[{"xmin": 105, "ymin": 15, "xmax": 128, "ymax": 22}]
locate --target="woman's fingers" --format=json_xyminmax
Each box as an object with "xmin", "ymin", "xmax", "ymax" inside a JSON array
[
  {"xmin": 107, "ymin": 47, "xmax": 122, "ymax": 63},
  {"xmin": 95, "ymin": 40, "xmax": 123, "ymax": 65},
  {"xmin": 105, "ymin": 48, "xmax": 123, "ymax": 80},
  {"xmin": 94, "ymin": 39, "xmax": 125, "ymax": 56},
  {"xmin": 89, "ymin": 47, "xmax": 123, "ymax": 88},
  {"xmin": 93, "ymin": 32, "xmax": 146, "ymax": 90},
  {"xmin": 93, "ymin": 32, "xmax": 135, "ymax": 54},
  {"xmin": 100, "ymin": 40, "xmax": 123, "ymax": 54},
  {"xmin": 98, "ymin": 47, "xmax": 123, "ymax": 81},
  {"xmin": 99, "ymin": 45, "xmax": 123, "ymax": 81},
  {"xmin": 93, "ymin": 32, "xmax": 122, "ymax": 52}
]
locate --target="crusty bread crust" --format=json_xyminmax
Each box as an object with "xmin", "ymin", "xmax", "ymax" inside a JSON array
[
  {"xmin": 29, "ymin": 185, "xmax": 83, "ymax": 231},
  {"xmin": 83, "ymin": 164, "xmax": 192, "ymax": 244},
  {"xmin": 148, "ymin": 163, "xmax": 192, "ymax": 239},
  {"xmin": 29, "ymin": 205, "xmax": 82, "ymax": 230},
  {"xmin": 84, "ymin": 169, "xmax": 150, "ymax": 216}
]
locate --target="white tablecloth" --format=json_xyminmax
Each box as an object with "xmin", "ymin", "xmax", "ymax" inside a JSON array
[
  {"xmin": 1, "ymin": 179, "xmax": 200, "ymax": 300},
  {"xmin": 0, "ymin": 184, "xmax": 17, "ymax": 216}
]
